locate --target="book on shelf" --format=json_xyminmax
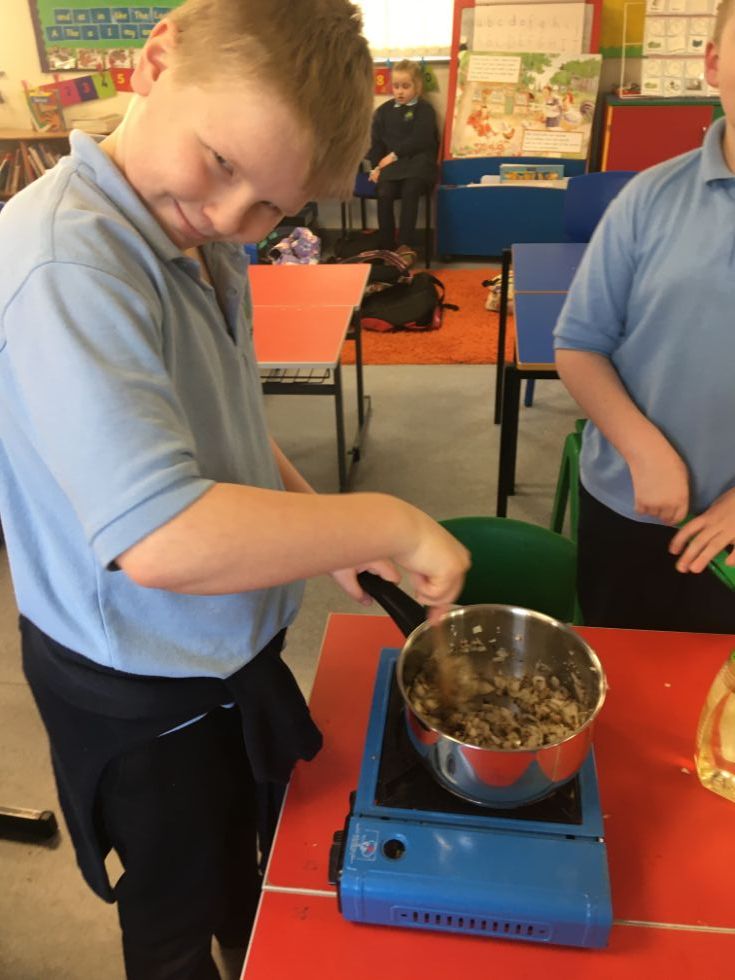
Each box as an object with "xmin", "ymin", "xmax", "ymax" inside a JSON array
[
  {"xmin": 26, "ymin": 144, "xmax": 47, "ymax": 178},
  {"xmin": 0, "ymin": 152, "xmax": 13, "ymax": 191},
  {"xmin": 25, "ymin": 87, "xmax": 65, "ymax": 133},
  {"xmin": 0, "ymin": 138, "xmax": 68, "ymax": 196},
  {"xmin": 499, "ymin": 163, "xmax": 566, "ymax": 182},
  {"xmin": 20, "ymin": 147, "xmax": 35, "ymax": 187},
  {"xmin": 9, "ymin": 150, "xmax": 23, "ymax": 195}
]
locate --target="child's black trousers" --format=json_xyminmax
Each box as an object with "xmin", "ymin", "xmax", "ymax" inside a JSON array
[
  {"xmin": 98, "ymin": 705, "xmax": 259, "ymax": 978},
  {"xmin": 578, "ymin": 484, "xmax": 735, "ymax": 632},
  {"xmin": 376, "ymin": 176, "xmax": 428, "ymax": 250}
]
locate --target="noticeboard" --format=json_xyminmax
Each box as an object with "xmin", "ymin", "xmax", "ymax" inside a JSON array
[{"xmin": 27, "ymin": 1, "xmax": 184, "ymax": 72}]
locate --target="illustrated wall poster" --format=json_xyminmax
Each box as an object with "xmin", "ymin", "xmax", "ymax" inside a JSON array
[
  {"xmin": 450, "ymin": 50, "xmax": 602, "ymax": 159},
  {"xmin": 27, "ymin": 1, "xmax": 180, "ymax": 72}
]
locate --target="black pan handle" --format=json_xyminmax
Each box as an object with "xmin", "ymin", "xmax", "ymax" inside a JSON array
[{"xmin": 356, "ymin": 571, "xmax": 427, "ymax": 637}]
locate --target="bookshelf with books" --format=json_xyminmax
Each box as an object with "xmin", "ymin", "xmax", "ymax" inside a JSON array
[{"xmin": 0, "ymin": 130, "xmax": 70, "ymax": 202}]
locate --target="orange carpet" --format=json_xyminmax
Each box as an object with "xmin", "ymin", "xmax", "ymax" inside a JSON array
[{"xmin": 341, "ymin": 266, "xmax": 515, "ymax": 366}]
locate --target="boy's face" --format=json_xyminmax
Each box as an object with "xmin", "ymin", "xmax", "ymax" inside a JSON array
[
  {"xmin": 105, "ymin": 21, "xmax": 312, "ymax": 251},
  {"xmin": 706, "ymin": 18, "xmax": 735, "ymax": 168},
  {"xmin": 392, "ymin": 71, "xmax": 418, "ymax": 105}
]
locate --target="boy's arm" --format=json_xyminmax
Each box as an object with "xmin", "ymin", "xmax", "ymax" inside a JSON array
[
  {"xmin": 116, "ymin": 483, "xmax": 469, "ymax": 609},
  {"xmin": 268, "ymin": 435, "xmax": 403, "ymax": 602},
  {"xmin": 555, "ymin": 350, "xmax": 689, "ymax": 525},
  {"xmin": 269, "ymin": 436, "xmax": 315, "ymax": 494},
  {"xmin": 554, "ymin": 185, "xmax": 689, "ymax": 526},
  {"xmin": 367, "ymin": 105, "xmax": 388, "ymax": 168}
]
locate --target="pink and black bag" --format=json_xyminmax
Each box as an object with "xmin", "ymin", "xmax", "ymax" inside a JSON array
[{"xmin": 334, "ymin": 250, "xmax": 457, "ymax": 332}]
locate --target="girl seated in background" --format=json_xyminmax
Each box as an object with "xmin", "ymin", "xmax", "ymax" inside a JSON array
[{"xmin": 368, "ymin": 59, "xmax": 439, "ymax": 267}]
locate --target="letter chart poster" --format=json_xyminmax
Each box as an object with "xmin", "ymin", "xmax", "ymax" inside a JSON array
[{"xmin": 28, "ymin": 2, "xmax": 185, "ymax": 72}]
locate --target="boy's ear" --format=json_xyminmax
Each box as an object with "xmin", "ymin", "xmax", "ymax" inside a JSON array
[
  {"xmin": 705, "ymin": 40, "xmax": 720, "ymax": 89},
  {"xmin": 132, "ymin": 18, "xmax": 177, "ymax": 96}
]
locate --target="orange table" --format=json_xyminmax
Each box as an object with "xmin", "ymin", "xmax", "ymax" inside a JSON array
[
  {"xmin": 249, "ymin": 264, "xmax": 370, "ymax": 309},
  {"xmin": 254, "ymin": 305, "xmax": 355, "ymax": 490},
  {"xmin": 250, "ymin": 265, "xmax": 371, "ymax": 491},
  {"xmin": 253, "ymin": 306, "xmax": 353, "ymax": 369},
  {"xmin": 243, "ymin": 615, "xmax": 735, "ymax": 979}
]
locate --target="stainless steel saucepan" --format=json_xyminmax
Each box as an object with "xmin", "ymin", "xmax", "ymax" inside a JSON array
[{"xmin": 357, "ymin": 572, "xmax": 607, "ymax": 808}]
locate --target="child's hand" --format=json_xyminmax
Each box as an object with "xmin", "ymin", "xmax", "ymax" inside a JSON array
[
  {"xmin": 368, "ymin": 167, "xmax": 380, "ymax": 183},
  {"xmin": 331, "ymin": 561, "xmax": 400, "ymax": 605},
  {"xmin": 669, "ymin": 487, "xmax": 735, "ymax": 573},
  {"xmin": 628, "ymin": 433, "xmax": 689, "ymax": 525},
  {"xmin": 395, "ymin": 517, "xmax": 470, "ymax": 612}
]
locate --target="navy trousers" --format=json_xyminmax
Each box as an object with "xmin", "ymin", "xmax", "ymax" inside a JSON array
[
  {"xmin": 577, "ymin": 484, "xmax": 735, "ymax": 632},
  {"xmin": 376, "ymin": 176, "xmax": 427, "ymax": 250},
  {"xmin": 98, "ymin": 707, "xmax": 260, "ymax": 979}
]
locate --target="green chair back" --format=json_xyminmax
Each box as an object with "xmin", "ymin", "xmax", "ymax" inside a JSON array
[
  {"xmin": 440, "ymin": 515, "xmax": 579, "ymax": 623},
  {"xmin": 550, "ymin": 418, "xmax": 586, "ymax": 542}
]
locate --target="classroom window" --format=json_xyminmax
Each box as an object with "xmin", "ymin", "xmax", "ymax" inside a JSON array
[{"xmin": 355, "ymin": 0, "xmax": 454, "ymax": 58}]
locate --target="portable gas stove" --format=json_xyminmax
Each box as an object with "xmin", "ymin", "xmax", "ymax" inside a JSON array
[{"xmin": 329, "ymin": 648, "xmax": 613, "ymax": 948}]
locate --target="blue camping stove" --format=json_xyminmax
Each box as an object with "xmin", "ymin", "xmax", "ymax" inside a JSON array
[{"xmin": 328, "ymin": 649, "xmax": 612, "ymax": 949}]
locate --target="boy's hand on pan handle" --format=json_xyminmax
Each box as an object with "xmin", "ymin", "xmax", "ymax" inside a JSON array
[
  {"xmin": 395, "ymin": 514, "xmax": 470, "ymax": 611},
  {"xmin": 627, "ymin": 431, "xmax": 689, "ymax": 526},
  {"xmin": 330, "ymin": 508, "xmax": 469, "ymax": 612},
  {"xmin": 331, "ymin": 560, "xmax": 401, "ymax": 605},
  {"xmin": 670, "ymin": 487, "xmax": 735, "ymax": 573}
]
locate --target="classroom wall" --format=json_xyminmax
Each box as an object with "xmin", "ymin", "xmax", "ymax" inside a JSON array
[
  {"xmin": 0, "ymin": 0, "xmax": 627, "ymax": 229},
  {"xmin": 0, "ymin": 0, "xmax": 131, "ymax": 129}
]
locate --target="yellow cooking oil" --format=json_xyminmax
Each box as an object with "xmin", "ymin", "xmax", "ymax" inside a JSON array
[{"xmin": 695, "ymin": 650, "xmax": 735, "ymax": 803}]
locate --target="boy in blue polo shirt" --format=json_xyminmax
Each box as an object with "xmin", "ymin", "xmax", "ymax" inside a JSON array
[
  {"xmin": 0, "ymin": 3, "xmax": 468, "ymax": 977},
  {"xmin": 554, "ymin": 1, "xmax": 735, "ymax": 633}
]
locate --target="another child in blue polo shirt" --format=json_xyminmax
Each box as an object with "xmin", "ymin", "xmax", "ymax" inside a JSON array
[
  {"xmin": 0, "ymin": 3, "xmax": 468, "ymax": 977},
  {"xmin": 554, "ymin": 4, "xmax": 735, "ymax": 633}
]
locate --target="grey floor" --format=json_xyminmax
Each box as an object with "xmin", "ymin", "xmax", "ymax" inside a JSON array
[{"xmin": 0, "ymin": 308, "xmax": 579, "ymax": 978}]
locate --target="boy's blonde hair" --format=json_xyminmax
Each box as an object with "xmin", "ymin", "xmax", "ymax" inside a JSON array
[
  {"xmin": 392, "ymin": 59, "xmax": 424, "ymax": 97},
  {"xmin": 168, "ymin": 0, "xmax": 374, "ymax": 198},
  {"xmin": 713, "ymin": 0, "xmax": 734, "ymax": 42}
]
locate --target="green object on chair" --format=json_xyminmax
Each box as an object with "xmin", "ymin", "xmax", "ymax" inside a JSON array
[
  {"xmin": 551, "ymin": 419, "xmax": 586, "ymax": 542},
  {"xmin": 439, "ymin": 515, "xmax": 580, "ymax": 624}
]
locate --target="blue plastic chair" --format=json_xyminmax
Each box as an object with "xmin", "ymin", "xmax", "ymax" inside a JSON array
[
  {"xmin": 524, "ymin": 170, "xmax": 637, "ymax": 407},
  {"xmin": 562, "ymin": 170, "xmax": 638, "ymax": 244}
]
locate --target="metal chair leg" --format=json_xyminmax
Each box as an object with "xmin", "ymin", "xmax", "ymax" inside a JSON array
[{"xmin": 424, "ymin": 191, "xmax": 432, "ymax": 269}]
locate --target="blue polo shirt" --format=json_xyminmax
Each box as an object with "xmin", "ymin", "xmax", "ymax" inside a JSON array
[
  {"xmin": 554, "ymin": 117, "xmax": 735, "ymax": 522},
  {"xmin": 0, "ymin": 131, "xmax": 303, "ymax": 677}
]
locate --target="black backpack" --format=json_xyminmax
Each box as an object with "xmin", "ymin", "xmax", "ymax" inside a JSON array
[
  {"xmin": 360, "ymin": 271, "xmax": 456, "ymax": 332},
  {"xmin": 331, "ymin": 249, "xmax": 458, "ymax": 332}
]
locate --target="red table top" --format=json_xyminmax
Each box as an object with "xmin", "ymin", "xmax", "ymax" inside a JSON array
[
  {"xmin": 244, "ymin": 893, "xmax": 734, "ymax": 980},
  {"xmin": 249, "ymin": 263, "xmax": 369, "ymax": 309},
  {"xmin": 252, "ymin": 305, "xmax": 353, "ymax": 368},
  {"xmin": 246, "ymin": 615, "xmax": 735, "ymax": 977}
]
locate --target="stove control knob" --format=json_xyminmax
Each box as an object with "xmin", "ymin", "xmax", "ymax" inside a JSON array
[{"xmin": 382, "ymin": 838, "xmax": 406, "ymax": 860}]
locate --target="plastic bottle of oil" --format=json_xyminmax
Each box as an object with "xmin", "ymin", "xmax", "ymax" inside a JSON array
[{"xmin": 695, "ymin": 650, "xmax": 735, "ymax": 803}]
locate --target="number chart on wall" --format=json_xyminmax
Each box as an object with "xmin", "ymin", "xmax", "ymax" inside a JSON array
[{"xmin": 27, "ymin": 1, "xmax": 184, "ymax": 72}]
